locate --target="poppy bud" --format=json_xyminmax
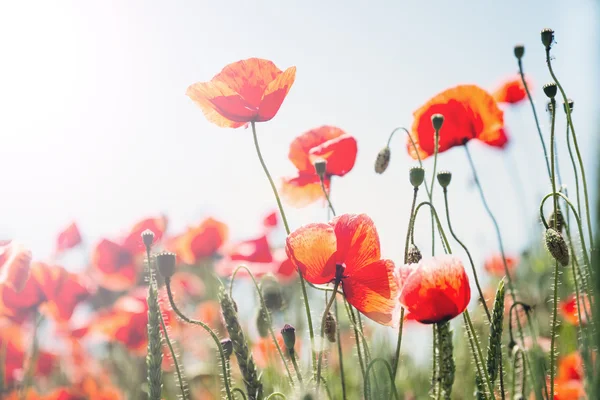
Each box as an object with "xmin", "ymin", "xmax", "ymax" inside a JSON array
[
  {"xmin": 406, "ymin": 244, "xmax": 422, "ymax": 264},
  {"xmin": 431, "ymin": 113, "xmax": 444, "ymax": 131},
  {"xmin": 374, "ymin": 146, "xmax": 391, "ymax": 174},
  {"xmin": 563, "ymin": 99, "xmax": 574, "ymax": 114},
  {"xmin": 324, "ymin": 311, "xmax": 337, "ymax": 343},
  {"xmin": 548, "ymin": 208, "xmax": 565, "ymax": 233},
  {"xmin": 280, "ymin": 324, "xmax": 296, "ymax": 351},
  {"xmin": 543, "ymin": 83, "xmax": 557, "ymax": 99},
  {"xmin": 221, "ymin": 338, "xmax": 233, "ymax": 359},
  {"xmin": 544, "ymin": 228, "xmax": 569, "ymax": 267},
  {"xmin": 409, "ymin": 166, "xmax": 425, "ymax": 188},
  {"xmin": 513, "ymin": 44, "xmax": 525, "ymax": 60},
  {"xmin": 541, "ymin": 28, "xmax": 555, "ymax": 50},
  {"xmin": 261, "ymin": 275, "xmax": 285, "ymax": 312},
  {"xmin": 437, "ymin": 170, "xmax": 452, "ymax": 188},
  {"xmin": 313, "ymin": 159, "xmax": 327, "ymax": 179},
  {"xmin": 141, "ymin": 229, "xmax": 155, "ymax": 249},
  {"xmin": 256, "ymin": 307, "xmax": 270, "ymax": 338},
  {"xmin": 156, "ymin": 251, "xmax": 176, "ymax": 279}
]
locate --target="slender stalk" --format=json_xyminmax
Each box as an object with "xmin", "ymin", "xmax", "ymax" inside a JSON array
[
  {"xmin": 343, "ymin": 299, "xmax": 366, "ymax": 378},
  {"xmin": 316, "ymin": 279, "xmax": 342, "ymax": 393},
  {"xmin": 464, "ymin": 310, "xmax": 496, "ymax": 398},
  {"xmin": 333, "ymin": 299, "xmax": 347, "ymax": 400},
  {"xmin": 429, "ymin": 128, "xmax": 440, "ymax": 255},
  {"xmin": 251, "ymin": 121, "xmax": 316, "ymax": 374},
  {"xmin": 158, "ymin": 309, "xmax": 187, "ymax": 399},
  {"xmin": 233, "ymin": 388, "xmax": 247, "ymax": 400},
  {"xmin": 319, "ymin": 175, "xmax": 335, "ymax": 216},
  {"xmin": 385, "ymin": 127, "xmax": 431, "ymax": 198},
  {"xmin": 229, "ymin": 266, "xmax": 295, "ymax": 386},
  {"xmin": 165, "ymin": 278, "xmax": 233, "ymax": 400},
  {"xmin": 545, "ymin": 50, "xmax": 594, "ymax": 250},
  {"xmin": 517, "ymin": 59, "xmax": 552, "ymax": 180},
  {"xmin": 290, "ymin": 351, "xmax": 303, "ymax": 386},
  {"xmin": 364, "ymin": 358, "xmax": 400, "ymax": 400},
  {"xmin": 409, "ymin": 201, "xmax": 453, "ymax": 253},
  {"xmin": 432, "ymin": 324, "xmax": 439, "ymax": 399},
  {"xmin": 565, "ymin": 123, "xmax": 582, "ymax": 219}
]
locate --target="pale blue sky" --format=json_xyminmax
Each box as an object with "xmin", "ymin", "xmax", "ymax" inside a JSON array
[{"xmin": 0, "ymin": 0, "xmax": 598, "ymax": 280}]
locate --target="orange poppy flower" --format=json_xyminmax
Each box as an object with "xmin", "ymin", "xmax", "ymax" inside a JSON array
[
  {"xmin": 91, "ymin": 239, "xmax": 138, "ymax": 291},
  {"xmin": 252, "ymin": 336, "xmax": 295, "ymax": 369},
  {"xmin": 281, "ymin": 126, "xmax": 357, "ymax": 207},
  {"xmin": 395, "ymin": 255, "xmax": 471, "ymax": 324},
  {"xmin": 186, "ymin": 58, "xmax": 296, "ymax": 128},
  {"xmin": 408, "ymin": 85, "xmax": 506, "ymax": 160},
  {"xmin": 286, "ymin": 213, "xmax": 399, "ymax": 326},
  {"xmin": 121, "ymin": 215, "xmax": 168, "ymax": 254},
  {"xmin": 56, "ymin": 222, "xmax": 82, "ymax": 253},
  {"xmin": 483, "ymin": 254, "xmax": 519, "ymax": 278},
  {"xmin": 0, "ymin": 241, "xmax": 32, "ymax": 292},
  {"xmin": 560, "ymin": 295, "xmax": 590, "ymax": 325},
  {"xmin": 557, "ymin": 352, "xmax": 583, "ymax": 382},
  {"xmin": 167, "ymin": 217, "xmax": 228, "ymax": 265},
  {"xmin": 553, "ymin": 379, "xmax": 585, "ymax": 400},
  {"xmin": 492, "ymin": 75, "xmax": 531, "ymax": 105}
]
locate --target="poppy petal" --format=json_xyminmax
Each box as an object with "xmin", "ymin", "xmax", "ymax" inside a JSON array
[
  {"xmin": 56, "ymin": 222, "xmax": 82, "ymax": 253},
  {"xmin": 285, "ymin": 223, "xmax": 337, "ymax": 284},
  {"xmin": 257, "ymin": 66, "xmax": 296, "ymax": 122},
  {"xmin": 186, "ymin": 81, "xmax": 250, "ymax": 128},
  {"xmin": 492, "ymin": 75, "xmax": 531, "ymax": 105},
  {"xmin": 343, "ymin": 259, "xmax": 399, "ymax": 326},
  {"xmin": 122, "ymin": 216, "xmax": 168, "ymax": 254},
  {"xmin": 280, "ymin": 174, "xmax": 330, "ymax": 208},
  {"xmin": 288, "ymin": 126, "xmax": 347, "ymax": 172},
  {"xmin": 309, "ymin": 134, "xmax": 357, "ymax": 176},
  {"xmin": 331, "ymin": 214, "xmax": 381, "ymax": 272}
]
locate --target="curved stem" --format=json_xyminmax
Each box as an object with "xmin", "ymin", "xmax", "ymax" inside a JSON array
[
  {"xmin": 364, "ymin": 358, "xmax": 400, "ymax": 400},
  {"xmin": 158, "ymin": 308, "xmax": 187, "ymax": 399},
  {"xmin": 316, "ymin": 279, "xmax": 341, "ymax": 393},
  {"xmin": 229, "ymin": 266, "xmax": 294, "ymax": 387},
  {"xmin": 443, "ymin": 188, "xmax": 491, "ymax": 320},
  {"xmin": 565, "ymin": 123, "xmax": 582, "ymax": 219},
  {"xmin": 251, "ymin": 122, "xmax": 316, "ymax": 375},
  {"xmin": 165, "ymin": 278, "xmax": 233, "ymax": 400},
  {"xmin": 265, "ymin": 393, "xmax": 286, "ymax": 399},
  {"xmin": 549, "ymin": 98, "xmax": 558, "ymax": 229},
  {"xmin": 409, "ymin": 201, "xmax": 452, "ymax": 253},
  {"xmin": 517, "ymin": 59, "xmax": 551, "ymax": 180},
  {"xmin": 233, "ymin": 388, "xmax": 247, "ymax": 400},
  {"xmin": 386, "ymin": 126, "xmax": 431, "ymax": 199},
  {"xmin": 464, "ymin": 310, "xmax": 496, "ymax": 398},
  {"xmin": 545, "ymin": 50, "xmax": 594, "ymax": 250}
]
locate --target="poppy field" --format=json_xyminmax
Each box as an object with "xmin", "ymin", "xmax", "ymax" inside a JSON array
[{"xmin": 2, "ymin": 18, "xmax": 600, "ymax": 400}]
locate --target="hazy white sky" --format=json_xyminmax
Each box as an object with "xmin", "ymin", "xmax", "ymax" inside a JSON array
[{"xmin": 0, "ymin": 0, "xmax": 598, "ymax": 278}]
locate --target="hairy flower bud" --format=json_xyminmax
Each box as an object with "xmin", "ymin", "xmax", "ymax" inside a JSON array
[
  {"xmin": 141, "ymin": 229, "xmax": 155, "ymax": 249},
  {"xmin": 431, "ymin": 113, "xmax": 444, "ymax": 131},
  {"xmin": 261, "ymin": 275, "xmax": 285, "ymax": 312},
  {"xmin": 406, "ymin": 244, "xmax": 422, "ymax": 264},
  {"xmin": 548, "ymin": 208, "xmax": 565, "ymax": 233},
  {"xmin": 221, "ymin": 338, "xmax": 233, "ymax": 359},
  {"xmin": 256, "ymin": 307, "xmax": 270, "ymax": 338},
  {"xmin": 375, "ymin": 146, "xmax": 391, "ymax": 174},
  {"xmin": 437, "ymin": 170, "xmax": 452, "ymax": 188},
  {"xmin": 156, "ymin": 251, "xmax": 176, "ymax": 279},
  {"xmin": 513, "ymin": 44, "xmax": 525, "ymax": 60},
  {"xmin": 324, "ymin": 311, "xmax": 337, "ymax": 343},
  {"xmin": 543, "ymin": 83, "xmax": 557, "ymax": 99},
  {"xmin": 544, "ymin": 228, "xmax": 569, "ymax": 267},
  {"xmin": 280, "ymin": 324, "xmax": 296, "ymax": 351},
  {"xmin": 409, "ymin": 166, "xmax": 425, "ymax": 188},
  {"xmin": 541, "ymin": 28, "xmax": 555, "ymax": 49}
]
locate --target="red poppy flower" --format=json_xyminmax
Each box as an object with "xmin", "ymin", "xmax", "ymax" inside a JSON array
[
  {"xmin": 263, "ymin": 211, "xmax": 278, "ymax": 230},
  {"xmin": 186, "ymin": 58, "xmax": 296, "ymax": 128},
  {"xmin": 286, "ymin": 213, "xmax": 399, "ymax": 326},
  {"xmin": 408, "ymin": 85, "xmax": 506, "ymax": 160},
  {"xmin": 253, "ymin": 336, "xmax": 294, "ymax": 369},
  {"xmin": 168, "ymin": 271, "xmax": 205, "ymax": 303},
  {"xmin": 395, "ymin": 255, "xmax": 471, "ymax": 324},
  {"xmin": 281, "ymin": 126, "xmax": 358, "ymax": 207},
  {"xmin": 121, "ymin": 216, "xmax": 168, "ymax": 254},
  {"xmin": 56, "ymin": 222, "xmax": 82, "ymax": 253},
  {"xmin": 553, "ymin": 379, "xmax": 585, "ymax": 400},
  {"xmin": 483, "ymin": 254, "xmax": 519, "ymax": 278},
  {"xmin": 91, "ymin": 239, "xmax": 138, "ymax": 291},
  {"xmin": 0, "ymin": 241, "xmax": 32, "ymax": 292},
  {"xmin": 492, "ymin": 75, "xmax": 531, "ymax": 105},
  {"xmin": 560, "ymin": 295, "xmax": 590, "ymax": 325},
  {"xmin": 557, "ymin": 352, "xmax": 583, "ymax": 381},
  {"xmin": 167, "ymin": 217, "xmax": 228, "ymax": 265}
]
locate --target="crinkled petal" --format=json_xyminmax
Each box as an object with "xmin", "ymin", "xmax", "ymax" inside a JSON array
[
  {"xmin": 331, "ymin": 214, "xmax": 381, "ymax": 273},
  {"xmin": 285, "ymin": 223, "xmax": 337, "ymax": 284},
  {"xmin": 309, "ymin": 133, "xmax": 357, "ymax": 176}
]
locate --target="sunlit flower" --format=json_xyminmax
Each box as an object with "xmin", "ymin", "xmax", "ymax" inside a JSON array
[
  {"xmin": 56, "ymin": 222, "xmax": 82, "ymax": 253},
  {"xmin": 560, "ymin": 294, "xmax": 590, "ymax": 326},
  {"xmin": 186, "ymin": 58, "xmax": 296, "ymax": 128},
  {"xmin": 281, "ymin": 126, "xmax": 357, "ymax": 207},
  {"xmin": 263, "ymin": 211, "xmax": 278, "ymax": 230},
  {"xmin": 395, "ymin": 255, "xmax": 471, "ymax": 324},
  {"xmin": 121, "ymin": 216, "xmax": 168, "ymax": 254},
  {"xmin": 557, "ymin": 352, "xmax": 583, "ymax": 381},
  {"xmin": 286, "ymin": 213, "xmax": 398, "ymax": 326},
  {"xmin": 492, "ymin": 75, "xmax": 531, "ymax": 105},
  {"xmin": 408, "ymin": 85, "xmax": 506, "ymax": 159},
  {"xmin": 483, "ymin": 254, "xmax": 519, "ymax": 278},
  {"xmin": 91, "ymin": 239, "xmax": 138, "ymax": 291},
  {"xmin": 167, "ymin": 217, "xmax": 228, "ymax": 265},
  {"xmin": 0, "ymin": 241, "xmax": 32, "ymax": 292}
]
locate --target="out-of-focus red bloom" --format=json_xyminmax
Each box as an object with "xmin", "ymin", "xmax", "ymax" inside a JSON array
[
  {"xmin": 408, "ymin": 85, "xmax": 506, "ymax": 159},
  {"xmin": 186, "ymin": 58, "xmax": 296, "ymax": 128},
  {"xmin": 0, "ymin": 241, "xmax": 32, "ymax": 292},
  {"xmin": 91, "ymin": 239, "xmax": 138, "ymax": 291},
  {"xmin": 483, "ymin": 254, "xmax": 519, "ymax": 278},
  {"xmin": 167, "ymin": 217, "xmax": 229, "ymax": 265},
  {"xmin": 492, "ymin": 75, "xmax": 531, "ymax": 105},
  {"xmin": 281, "ymin": 126, "xmax": 357, "ymax": 207},
  {"xmin": 557, "ymin": 352, "xmax": 583, "ymax": 381},
  {"xmin": 286, "ymin": 213, "xmax": 398, "ymax": 326},
  {"xmin": 253, "ymin": 336, "xmax": 296, "ymax": 369},
  {"xmin": 1, "ymin": 263, "xmax": 89, "ymax": 323},
  {"xmin": 395, "ymin": 255, "xmax": 471, "ymax": 324},
  {"xmin": 552, "ymin": 379, "xmax": 585, "ymax": 400},
  {"xmin": 560, "ymin": 295, "xmax": 590, "ymax": 326},
  {"xmin": 169, "ymin": 271, "xmax": 205, "ymax": 301},
  {"xmin": 122, "ymin": 216, "xmax": 168, "ymax": 254},
  {"xmin": 263, "ymin": 211, "xmax": 278, "ymax": 230},
  {"xmin": 56, "ymin": 223, "xmax": 82, "ymax": 253}
]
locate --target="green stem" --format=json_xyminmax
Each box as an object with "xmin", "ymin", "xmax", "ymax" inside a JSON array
[
  {"xmin": 265, "ymin": 393, "xmax": 286, "ymax": 399},
  {"xmin": 319, "ymin": 175, "xmax": 335, "ymax": 216},
  {"xmin": 429, "ymin": 128, "xmax": 440, "ymax": 256},
  {"xmin": 343, "ymin": 299, "xmax": 366, "ymax": 378},
  {"xmin": 364, "ymin": 358, "xmax": 400, "ymax": 400},
  {"xmin": 433, "ymin": 324, "xmax": 439, "ymax": 399},
  {"xmin": 565, "ymin": 123, "xmax": 582, "ymax": 219},
  {"xmin": 290, "ymin": 351, "xmax": 304, "ymax": 386},
  {"xmin": 517, "ymin": 59, "xmax": 551, "ymax": 180},
  {"xmin": 158, "ymin": 308, "xmax": 187, "ymax": 399},
  {"xmin": 334, "ymin": 299, "xmax": 347, "ymax": 400},
  {"xmin": 165, "ymin": 278, "xmax": 233, "ymax": 400},
  {"xmin": 229, "ymin": 266, "xmax": 295, "ymax": 387},
  {"xmin": 545, "ymin": 49, "xmax": 594, "ymax": 251},
  {"xmin": 233, "ymin": 388, "xmax": 247, "ymax": 400},
  {"xmin": 316, "ymin": 279, "xmax": 342, "ymax": 393},
  {"xmin": 409, "ymin": 201, "xmax": 452, "ymax": 253},
  {"xmin": 251, "ymin": 121, "xmax": 316, "ymax": 375},
  {"xmin": 464, "ymin": 310, "xmax": 496, "ymax": 398}
]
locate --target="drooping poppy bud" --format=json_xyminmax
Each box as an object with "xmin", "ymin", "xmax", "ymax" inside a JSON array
[
  {"xmin": 261, "ymin": 275, "xmax": 285, "ymax": 312},
  {"xmin": 549, "ymin": 208, "xmax": 565, "ymax": 233},
  {"xmin": 256, "ymin": 307, "xmax": 270, "ymax": 338},
  {"xmin": 375, "ymin": 147, "xmax": 391, "ymax": 174},
  {"xmin": 324, "ymin": 311, "xmax": 337, "ymax": 343},
  {"xmin": 544, "ymin": 228, "xmax": 569, "ymax": 267},
  {"xmin": 406, "ymin": 244, "xmax": 422, "ymax": 264}
]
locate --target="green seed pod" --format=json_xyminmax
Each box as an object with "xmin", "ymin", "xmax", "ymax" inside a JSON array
[
  {"xmin": 437, "ymin": 170, "xmax": 452, "ymax": 188},
  {"xmin": 563, "ymin": 99, "xmax": 574, "ymax": 114},
  {"xmin": 541, "ymin": 28, "xmax": 555, "ymax": 49},
  {"xmin": 314, "ymin": 159, "xmax": 327, "ymax": 178},
  {"xmin": 280, "ymin": 324, "xmax": 296, "ymax": 351},
  {"xmin": 514, "ymin": 44, "xmax": 525, "ymax": 60},
  {"xmin": 543, "ymin": 83, "xmax": 557, "ymax": 99},
  {"xmin": 544, "ymin": 228, "xmax": 569, "ymax": 267},
  {"xmin": 409, "ymin": 166, "xmax": 425, "ymax": 188},
  {"xmin": 256, "ymin": 307, "xmax": 270, "ymax": 338},
  {"xmin": 406, "ymin": 244, "xmax": 423, "ymax": 264},
  {"xmin": 375, "ymin": 146, "xmax": 391, "ymax": 174},
  {"xmin": 141, "ymin": 229, "xmax": 155, "ymax": 249},
  {"xmin": 431, "ymin": 113, "xmax": 444, "ymax": 131},
  {"xmin": 324, "ymin": 311, "xmax": 337, "ymax": 343},
  {"xmin": 156, "ymin": 251, "xmax": 176, "ymax": 279}
]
